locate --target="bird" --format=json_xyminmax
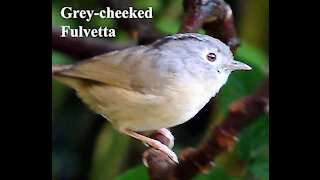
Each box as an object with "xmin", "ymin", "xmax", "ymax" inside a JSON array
[{"xmin": 52, "ymin": 33, "xmax": 251, "ymax": 163}]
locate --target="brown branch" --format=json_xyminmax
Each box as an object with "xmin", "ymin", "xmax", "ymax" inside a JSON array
[
  {"xmin": 52, "ymin": 27, "xmax": 135, "ymax": 60},
  {"xmin": 145, "ymin": 78, "xmax": 269, "ymax": 179},
  {"xmin": 179, "ymin": 0, "xmax": 240, "ymax": 53}
]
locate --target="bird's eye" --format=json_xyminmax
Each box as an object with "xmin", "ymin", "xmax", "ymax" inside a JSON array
[{"xmin": 206, "ymin": 52, "xmax": 217, "ymax": 62}]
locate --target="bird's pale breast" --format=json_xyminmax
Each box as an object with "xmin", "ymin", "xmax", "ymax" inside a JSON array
[{"xmin": 76, "ymin": 78, "xmax": 220, "ymax": 132}]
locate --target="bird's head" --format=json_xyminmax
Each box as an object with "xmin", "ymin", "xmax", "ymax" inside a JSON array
[{"xmin": 151, "ymin": 33, "xmax": 251, "ymax": 85}]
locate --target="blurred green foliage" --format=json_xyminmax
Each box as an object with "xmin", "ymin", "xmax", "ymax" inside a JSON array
[
  {"xmin": 239, "ymin": 0, "xmax": 269, "ymax": 53},
  {"xmin": 52, "ymin": 0, "xmax": 269, "ymax": 179},
  {"xmin": 90, "ymin": 125, "xmax": 131, "ymax": 180},
  {"xmin": 235, "ymin": 115, "xmax": 269, "ymax": 180},
  {"xmin": 116, "ymin": 165, "xmax": 149, "ymax": 180},
  {"xmin": 52, "ymin": 51, "xmax": 75, "ymax": 118},
  {"xmin": 195, "ymin": 167, "xmax": 237, "ymax": 180},
  {"xmin": 220, "ymin": 40, "xmax": 268, "ymax": 114}
]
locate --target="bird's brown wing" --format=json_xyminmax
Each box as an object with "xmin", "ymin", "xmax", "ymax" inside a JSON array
[
  {"xmin": 57, "ymin": 56, "xmax": 132, "ymax": 90},
  {"xmin": 53, "ymin": 46, "xmax": 163, "ymax": 92}
]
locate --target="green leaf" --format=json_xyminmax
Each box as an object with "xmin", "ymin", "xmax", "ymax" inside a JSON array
[
  {"xmin": 116, "ymin": 165, "xmax": 149, "ymax": 180},
  {"xmin": 235, "ymin": 115, "xmax": 269, "ymax": 161},
  {"xmin": 235, "ymin": 116, "xmax": 269, "ymax": 180},
  {"xmin": 246, "ymin": 154, "xmax": 269, "ymax": 180},
  {"xmin": 193, "ymin": 167, "xmax": 238, "ymax": 180}
]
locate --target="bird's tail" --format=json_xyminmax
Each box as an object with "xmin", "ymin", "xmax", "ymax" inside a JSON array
[
  {"xmin": 52, "ymin": 64, "xmax": 72, "ymax": 76},
  {"xmin": 52, "ymin": 64, "xmax": 81, "ymax": 89}
]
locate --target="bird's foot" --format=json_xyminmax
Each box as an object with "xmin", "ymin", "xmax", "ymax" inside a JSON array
[
  {"xmin": 145, "ymin": 138, "xmax": 179, "ymax": 163},
  {"xmin": 121, "ymin": 128, "xmax": 179, "ymax": 163},
  {"xmin": 146, "ymin": 128, "xmax": 175, "ymax": 149}
]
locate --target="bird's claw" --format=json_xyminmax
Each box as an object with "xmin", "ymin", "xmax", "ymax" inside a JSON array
[
  {"xmin": 142, "ymin": 147, "xmax": 179, "ymax": 167},
  {"xmin": 150, "ymin": 140, "xmax": 179, "ymax": 163}
]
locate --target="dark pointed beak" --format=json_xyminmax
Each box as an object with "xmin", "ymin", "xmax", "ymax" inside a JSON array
[{"xmin": 224, "ymin": 60, "xmax": 252, "ymax": 71}]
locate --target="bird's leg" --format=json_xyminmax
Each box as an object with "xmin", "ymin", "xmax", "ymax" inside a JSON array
[{"xmin": 121, "ymin": 128, "xmax": 179, "ymax": 163}]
